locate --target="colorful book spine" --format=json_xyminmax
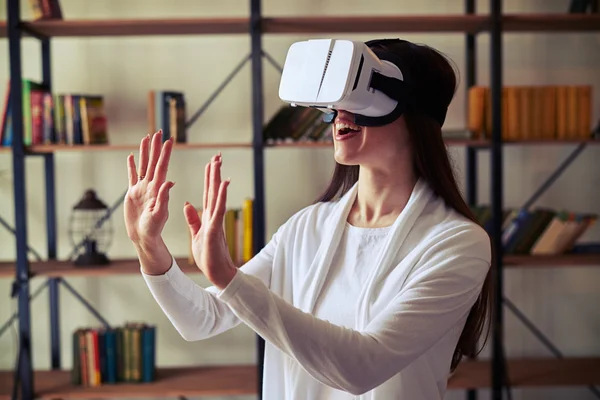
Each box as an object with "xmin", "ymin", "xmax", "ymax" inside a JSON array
[
  {"xmin": 71, "ymin": 323, "xmax": 156, "ymax": 386},
  {"xmin": 472, "ymin": 204, "xmax": 597, "ymax": 255}
]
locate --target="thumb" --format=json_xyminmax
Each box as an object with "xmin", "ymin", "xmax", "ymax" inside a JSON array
[
  {"xmin": 183, "ymin": 201, "xmax": 201, "ymax": 237},
  {"xmin": 155, "ymin": 181, "xmax": 175, "ymax": 214}
]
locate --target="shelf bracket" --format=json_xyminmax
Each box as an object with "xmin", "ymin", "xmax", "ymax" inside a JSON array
[
  {"xmin": 60, "ymin": 278, "xmax": 111, "ymax": 329},
  {"xmin": 0, "ymin": 214, "xmax": 44, "ymax": 262},
  {"xmin": 520, "ymin": 142, "xmax": 587, "ymax": 211},
  {"xmin": 262, "ymin": 50, "xmax": 283, "ymax": 74},
  {"xmin": 185, "ymin": 53, "xmax": 252, "ymax": 130},
  {"xmin": 185, "ymin": 50, "xmax": 282, "ymax": 133},
  {"xmin": 0, "ymin": 279, "xmax": 49, "ymax": 339}
]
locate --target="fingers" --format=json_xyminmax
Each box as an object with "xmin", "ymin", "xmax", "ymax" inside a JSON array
[
  {"xmin": 207, "ymin": 153, "xmax": 222, "ymax": 214},
  {"xmin": 203, "ymin": 161, "xmax": 210, "ymax": 212},
  {"xmin": 127, "ymin": 152, "xmax": 138, "ymax": 188},
  {"xmin": 155, "ymin": 180, "xmax": 175, "ymax": 215},
  {"xmin": 212, "ymin": 177, "xmax": 230, "ymax": 224},
  {"xmin": 183, "ymin": 201, "xmax": 201, "ymax": 237},
  {"xmin": 138, "ymin": 134, "xmax": 150, "ymax": 180},
  {"xmin": 146, "ymin": 131, "xmax": 163, "ymax": 182},
  {"xmin": 154, "ymin": 134, "xmax": 173, "ymax": 186}
]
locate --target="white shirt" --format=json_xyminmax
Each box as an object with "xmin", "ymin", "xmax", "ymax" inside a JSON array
[
  {"xmin": 141, "ymin": 179, "xmax": 491, "ymax": 400},
  {"xmin": 311, "ymin": 222, "xmax": 392, "ymax": 399}
]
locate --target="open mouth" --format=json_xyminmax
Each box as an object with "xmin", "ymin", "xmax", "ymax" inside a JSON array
[{"xmin": 335, "ymin": 122, "xmax": 362, "ymax": 137}]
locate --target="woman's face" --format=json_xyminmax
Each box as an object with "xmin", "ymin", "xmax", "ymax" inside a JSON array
[{"xmin": 332, "ymin": 110, "xmax": 411, "ymax": 170}]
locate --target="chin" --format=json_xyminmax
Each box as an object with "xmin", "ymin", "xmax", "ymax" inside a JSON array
[{"xmin": 332, "ymin": 119, "xmax": 367, "ymax": 165}]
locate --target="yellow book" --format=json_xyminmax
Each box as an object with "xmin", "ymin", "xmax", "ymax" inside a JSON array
[
  {"xmin": 467, "ymin": 86, "xmax": 486, "ymax": 139},
  {"xmin": 242, "ymin": 198, "xmax": 254, "ymax": 262},
  {"xmin": 556, "ymin": 85, "xmax": 569, "ymax": 139},
  {"xmin": 566, "ymin": 85, "xmax": 579, "ymax": 138},
  {"xmin": 506, "ymin": 87, "xmax": 520, "ymax": 140},
  {"xmin": 519, "ymin": 86, "xmax": 534, "ymax": 140},
  {"xmin": 541, "ymin": 86, "xmax": 557, "ymax": 139}
]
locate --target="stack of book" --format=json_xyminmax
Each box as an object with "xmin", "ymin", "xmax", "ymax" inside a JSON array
[
  {"xmin": 0, "ymin": 79, "xmax": 109, "ymax": 147},
  {"xmin": 468, "ymin": 85, "xmax": 594, "ymax": 141},
  {"xmin": 28, "ymin": 0, "xmax": 63, "ymax": 20},
  {"xmin": 472, "ymin": 205, "xmax": 598, "ymax": 255},
  {"xmin": 72, "ymin": 323, "xmax": 156, "ymax": 387},
  {"xmin": 263, "ymin": 105, "xmax": 332, "ymax": 145},
  {"xmin": 147, "ymin": 90, "xmax": 187, "ymax": 143}
]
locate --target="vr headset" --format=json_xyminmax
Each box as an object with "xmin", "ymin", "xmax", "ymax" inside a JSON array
[{"xmin": 278, "ymin": 38, "xmax": 446, "ymax": 127}]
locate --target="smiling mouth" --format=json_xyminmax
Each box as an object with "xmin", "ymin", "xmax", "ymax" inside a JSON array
[{"xmin": 335, "ymin": 122, "xmax": 362, "ymax": 136}]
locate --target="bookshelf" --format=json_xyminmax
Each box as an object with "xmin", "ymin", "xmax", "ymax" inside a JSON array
[
  {"xmin": 1, "ymin": 1, "xmax": 599, "ymax": 400},
  {"xmin": 1, "ymin": 357, "xmax": 599, "ymax": 399}
]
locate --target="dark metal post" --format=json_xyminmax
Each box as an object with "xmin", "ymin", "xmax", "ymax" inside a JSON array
[
  {"xmin": 464, "ymin": 3, "xmax": 479, "ymax": 399},
  {"xmin": 8, "ymin": 0, "xmax": 34, "ymax": 398},
  {"xmin": 41, "ymin": 37, "xmax": 61, "ymax": 371},
  {"xmin": 249, "ymin": 0, "xmax": 266, "ymax": 398},
  {"xmin": 490, "ymin": 0, "xmax": 505, "ymax": 399}
]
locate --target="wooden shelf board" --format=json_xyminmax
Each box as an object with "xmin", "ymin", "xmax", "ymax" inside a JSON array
[
  {"xmin": 0, "ymin": 16, "xmax": 489, "ymax": 38},
  {"xmin": 0, "ymin": 358, "xmax": 598, "ymax": 398},
  {"xmin": 0, "ymin": 365, "xmax": 257, "ymax": 399},
  {"xmin": 2, "ymin": 14, "xmax": 599, "ymax": 38},
  {"xmin": 265, "ymin": 138, "xmax": 599, "ymax": 148},
  {"xmin": 0, "ymin": 139, "xmax": 596, "ymax": 154},
  {"xmin": 503, "ymin": 14, "xmax": 600, "ymax": 32},
  {"xmin": 20, "ymin": 143, "xmax": 252, "ymax": 153},
  {"xmin": 20, "ymin": 19, "xmax": 250, "ymax": 38},
  {"xmin": 0, "ymin": 254, "xmax": 597, "ymax": 279},
  {"xmin": 504, "ymin": 254, "xmax": 600, "ymax": 268},
  {"xmin": 0, "ymin": 257, "xmax": 199, "ymax": 278},
  {"xmin": 449, "ymin": 357, "xmax": 600, "ymax": 388},
  {"xmin": 262, "ymin": 15, "xmax": 490, "ymax": 34},
  {"xmin": 265, "ymin": 139, "xmax": 492, "ymax": 148}
]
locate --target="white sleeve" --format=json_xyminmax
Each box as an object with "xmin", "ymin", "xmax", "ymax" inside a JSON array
[
  {"xmin": 141, "ymin": 231, "xmax": 279, "ymax": 342},
  {"xmin": 216, "ymin": 227, "xmax": 491, "ymax": 395}
]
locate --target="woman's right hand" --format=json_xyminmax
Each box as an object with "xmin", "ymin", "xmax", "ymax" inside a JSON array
[{"xmin": 125, "ymin": 131, "xmax": 176, "ymax": 275}]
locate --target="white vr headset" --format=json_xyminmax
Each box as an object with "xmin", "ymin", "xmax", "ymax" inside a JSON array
[{"xmin": 278, "ymin": 38, "xmax": 447, "ymax": 127}]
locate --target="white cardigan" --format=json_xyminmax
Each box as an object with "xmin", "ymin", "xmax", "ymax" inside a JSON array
[{"xmin": 142, "ymin": 178, "xmax": 491, "ymax": 400}]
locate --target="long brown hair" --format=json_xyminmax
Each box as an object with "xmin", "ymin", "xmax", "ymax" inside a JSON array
[{"xmin": 316, "ymin": 40, "xmax": 493, "ymax": 372}]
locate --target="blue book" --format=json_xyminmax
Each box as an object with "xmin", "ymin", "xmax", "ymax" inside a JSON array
[
  {"xmin": 142, "ymin": 326, "xmax": 156, "ymax": 382},
  {"xmin": 104, "ymin": 329, "xmax": 118, "ymax": 384}
]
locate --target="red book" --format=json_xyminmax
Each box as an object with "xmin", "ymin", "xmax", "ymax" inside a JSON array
[{"xmin": 30, "ymin": 89, "xmax": 44, "ymax": 145}]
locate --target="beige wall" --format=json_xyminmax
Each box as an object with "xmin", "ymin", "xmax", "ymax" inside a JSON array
[{"xmin": 0, "ymin": 1, "xmax": 598, "ymax": 399}]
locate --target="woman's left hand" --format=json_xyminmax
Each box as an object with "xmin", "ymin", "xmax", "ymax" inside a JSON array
[{"xmin": 184, "ymin": 152, "xmax": 237, "ymax": 290}]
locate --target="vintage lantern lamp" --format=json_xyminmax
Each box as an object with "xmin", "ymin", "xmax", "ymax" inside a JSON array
[{"xmin": 69, "ymin": 189, "xmax": 113, "ymax": 266}]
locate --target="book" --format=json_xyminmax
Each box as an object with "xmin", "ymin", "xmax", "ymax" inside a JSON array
[
  {"xmin": 467, "ymin": 84, "xmax": 595, "ymax": 141},
  {"xmin": 472, "ymin": 204, "xmax": 597, "ymax": 255},
  {"xmin": 72, "ymin": 323, "xmax": 156, "ymax": 387}
]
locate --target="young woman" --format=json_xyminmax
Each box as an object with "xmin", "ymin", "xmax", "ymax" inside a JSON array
[{"xmin": 124, "ymin": 39, "xmax": 493, "ymax": 400}]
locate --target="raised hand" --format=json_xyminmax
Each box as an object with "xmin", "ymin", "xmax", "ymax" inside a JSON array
[
  {"xmin": 183, "ymin": 153, "xmax": 237, "ymax": 290},
  {"xmin": 125, "ymin": 131, "xmax": 175, "ymax": 274}
]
